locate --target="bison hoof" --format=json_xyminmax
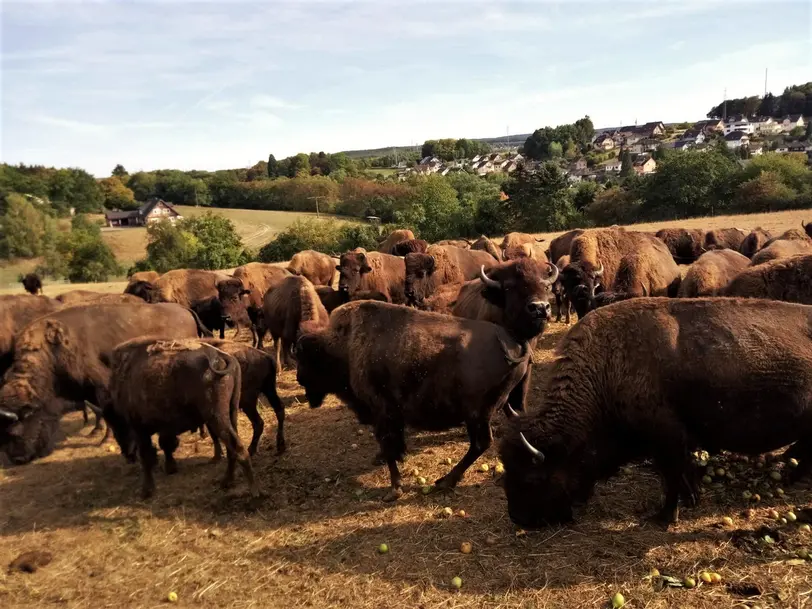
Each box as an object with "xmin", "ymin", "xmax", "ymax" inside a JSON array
[
  {"xmin": 141, "ymin": 487, "xmax": 155, "ymax": 500},
  {"xmin": 88, "ymin": 427, "xmax": 104, "ymax": 437},
  {"xmin": 276, "ymin": 442, "xmax": 287, "ymax": 455},
  {"xmin": 382, "ymin": 487, "xmax": 403, "ymax": 502},
  {"xmin": 210, "ymin": 454, "xmax": 223, "ymax": 464},
  {"xmin": 165, "ymin": 461, "xmax": 178, "ymax": 475},
  {"xmin": 648, "ymin": 508, "xmax": 678, "ymax": 528},
  {"xmin": 433, "ymin": 476, "xmax": 458, "ymax": 491}
]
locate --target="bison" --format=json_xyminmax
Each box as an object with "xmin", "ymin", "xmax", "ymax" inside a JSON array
[
  {"xmin": 404, "ymin": 245, "xmax": 496, "ymax": 307},
  {"xmin": 259, "ymin": 275, "xmax": 329, "ymax": 367},
  {"xmin": 0, "ymin": 303, "xmax": 210, "ymax": 464},
  {"xmin": 378, "ymin": 229, "xmax": 415, "ymax": 254},
  {"xmin": 191, "ymin": 296, "xmax": 232, "ymax": 339},
  {"xmin": 105, "ymin": 338, "xmax": 256, "ymax": 499},
  {"xmin": 390, "ymin": 238, "xmax": 429, "ymax": 256},
  {"xmin": 295, "ymin": 293, "xmax": 544, "ymax": 500},
  {"xmin": 315, "ymin": 286, "xmax": 389, "ymax": 313},
  {"xmin": 739, "ymin": 228, "xmax": 774, "ymax": 259},
  {"xmin": 654, "ymin": 228, "xmax": 706, "ymax": 263},
  {"xmin": 55, "ymin": 291, "xmax": 143, "ymax": 305},
  {"xmin": 470, "ymin": 235, "xmax": 502, "ymax": 261},
  {"xmin": 0, "ymin": 294, "xmax": 61, "ymax": 378},
  {"xmin": 337, "ymin": 251, "xmax": 406, "ymax": 304},
  {"xmin": 435, "ymin": 239, "xmax": 472, "ymax": 249},
  {"xmin": 725, "ymin": 254, "xmax": 812, "ymax": 303},
  {"xmin": 678, "ymin": 250, "xmax": 750, "ymax": 297},
  {"xmin": 500, "ymin": 297, "xmax": 812, "ymax": 528},
  {"xmin": 804, "ymin": 221, "xmax": 812, "ymax": 240},
  {"xmin": 561, "ymin": 228, "xmax": 679, "ymax": 319},
  {"xmin": 502, "ymin": 242, "xmax": 549, "ymax": 264},
  {"xmin": 500, "ymin": 232, "xmax": 544, "ymax": 252},
  {"xmin": 750, "ymin": 239, "xmax": 812, "ymax": 266},
  {"xmin": 551, "ymin": 255, "xmax": 571, "ymax": 324},
  {"xmin": 703, "ymin": 228, "xmax": 747, "ymax": 252},
  {"xmin": 548, "ymin": 230, "xmax": 584, "ymax": 265},
  {"xmin": 287, "ymin": 250, "xmax": 337, "ymax": 286},
  {"xmin": 19, "ymin": 273, "xmax": 43, "ymax": 295}
]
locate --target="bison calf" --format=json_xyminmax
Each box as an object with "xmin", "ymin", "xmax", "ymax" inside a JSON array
[{"xmin": 106, "ymin": 338, "xmax": 257, "ymax": 499}]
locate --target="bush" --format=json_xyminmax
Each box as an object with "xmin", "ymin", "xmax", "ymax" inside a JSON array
[
  {"xmin": 41, "ymin": 214, "xmax": 121, "ymax": 282},
  {"xmin": 0, "ymin": 193, "xmax": 58, "ymax": 258},
  {"xmin": 585, "ymin": 188, "xmax": 643, "ymax": 226},
  {"xmin": 258, "ymin": 219, "xmax": 384, "ymax": 262}
]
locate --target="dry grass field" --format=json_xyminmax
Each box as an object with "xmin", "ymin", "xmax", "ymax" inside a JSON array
[{"xmin": 4, "ymin": 208, "xmax": 812, "ymax": 608}]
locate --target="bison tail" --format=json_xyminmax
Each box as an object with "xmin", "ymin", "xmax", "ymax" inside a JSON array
[{"xmin": 188, "ymin": 308, "xmax": 215, "ymax": 338}]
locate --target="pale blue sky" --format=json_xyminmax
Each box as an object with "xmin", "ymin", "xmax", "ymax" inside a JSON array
[{"xmin": 1, "ymin": 0, "xmax": 810, "ymax": 176}]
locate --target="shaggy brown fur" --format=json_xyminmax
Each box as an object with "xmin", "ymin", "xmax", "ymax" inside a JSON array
[
  {"xmin": 295, "ymin": 301, "xmax": 533, "ymax": 499},
  {"xmin": 128, "ymin": 270, "xmax": 160, "ymax": 285},
  {"xmin": 19, "ymin": 273, "xmax": 43, "ymax": 295},
  {"xmin": 750, "ymin": 239, "xmax": 812, "ymax": 266},
  {"xmin": 703, "ymin": 227, "xmax": 747, "ymax": 251},
  {"xmin": 286, "ymin": 250, "xmax": 336, "ymax": 286},
  {"xmin": 337, "ymin": 251, "xmax": 406, "ymax": 304},
  {"xmin": 0, "ymin": 303, "xmax": 207, "ymax": 465},
  {"xmin": 470, "ymin": 235, "xmax": 502, "ymax": 261},
  {"xmin": 231, "ymin": 263, "xmax": 289, "ymax": 310},
  {"xmin": 725, "ymin": 254, "xmax": 812, "ymax": 303},
  {"xmin": 552, "ymin": 255, "xmax": 571, "ymax": 324},
  {"xmin": 415, "ymin": 282, "xmax": 463, "ymax": 315},
  {"xmin": 805, "ymin": 221, "xmax": 812, "ymax": 239},
  {"xmin": 390, "ymin": 238, "xmax": 429, "ymax": 256},
  {"xmin": 500, "ymin": 232, "xmax": 544, "ymax": 251},
  {"xmin": 106, "ymin": 338, "xmax": 256, "ymax": 499},
  {"xmin": 259, "ymin": 275, "xmax": 329, "ymax": 367},
  {"xmin": 654, "ymin": 228, "xmax": 706, "ymax": 263},
  {"xmin": 548, "ymin": 230, "xmax": 584, "ymax": 265},
  {"xmin": 377, "ymin": 229, "xmax": 415, "ymax": 254},
  {"xmin": 315, "ymin": 287, "xmax": 389, "ymax": 313},
  {"xmin": 739, "ymin": 228, "xmax": 774, "ymax": 258},
  {"xmin": 0, "ymin": 295, "xmax": 61, "ymax": 377},
  {"xmin": 763, "ymin": 227, "xmax": 811, "ymax": 248},
  {"xmin": 503, "ymin": 242, "xmax": 549, "ymax": 264},
  {"xmin": 499, "ymin": 297, "xmax": 812, "ymax": 528},
  {"xmin": 55, "ymin": 291, "xmax": 143, "ymax": 305},
  {"xmin": 435, "ymin": 239, "xmax": 471, "ymax": 249},
  {"xmin": 678, "ymin": 250, "xmax": 750, "ymax": 297},
  {"xmin": 201, "ymin": 339, "xmax": 286, "ymax": 456},
  {"xmin": 404, "ymin": 245, "xmax": 496, "ymax": 306}
]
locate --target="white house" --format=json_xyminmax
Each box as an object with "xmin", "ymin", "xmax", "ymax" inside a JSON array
[
  {"xmin": 600, "ymin": 158, "xmax": 622, "ymax": 172},
  {"xmin": 724, "ymin": 131, "xmax": 750, "ymax": 149},
  {"xmin": 751, "ymin": 116, "xmax": 781, "ymax": 134},
  {"xmin": 723, "ymin": 115, "xmax": 754, "ymax": 135},
  {"xmin": 781, "ymin": 114, "xmax": 806, "ymax": 132}
]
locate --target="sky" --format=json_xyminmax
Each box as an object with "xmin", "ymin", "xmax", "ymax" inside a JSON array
[{"xmin": 1, "ymin": 0, "xmax": 810, "ymax": 176}]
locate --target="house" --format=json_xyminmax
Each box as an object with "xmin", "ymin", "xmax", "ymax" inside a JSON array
[
  {"xmin": 419, "ymin": 156, "xmax": 442, "ymax": 166},
  {"xmin": 674, "ymin": 140, "xmax": 693, "ymax": 151},
  {"xmin": 632, "ymin": 155, "xmax": 657, "ymax": 175},
  {"xmin": 505, "ymin": 152, "xmax": 524, "ymax": 163},
  {"xmin": 600, "ymin": 158, "xmax": 623, "ymax": 172},
  {"xmin": 680, "ymin": 127, "xmax": 706, "ymax": 144},
  {"xmin": 781, "ymin": 114, "xmax": 806, "ymax": 131},
  {"xmin": 751, "ymin": 116, "xmax": 781, "ymax": 134},
  {"xmin": 104, "ymin": 198, "xmax": 182, "ymax": 228},
  {"xmin": 749, "ymin": 143, "xmax": 764, "ymax": 156},
  {"xmin": 693, "ymin": 119, "xmax": 725, "ymax": 132},
  {"xmin": 789, "ymin": 142, "xmax": 811, "ymax": 153},
  {"xmin": 723, "ymin": 115, "xmax": 754, "ymax": 135},
  {"xmin": 569, "ymin": 158, "xmax": 588, "ymax": 172},
  {"xmin": 724, "ymin": 131, "xmax": 750, "ymax": 149},
  {"xmin": 593, "ymin": 133, "xmax": 615, "ymax": 151},
  {"xmin": 472, "ymin": 160, "xmax": 495, "ymax": 176}
]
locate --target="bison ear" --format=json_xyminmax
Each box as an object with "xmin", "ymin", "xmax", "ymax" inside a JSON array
[
  {"xmin": 335, "ymin": 265, "xmax": 341, "ymax": 272},
  {"xmin": 44, "ymin": 320, "xmax": 67, "ymax": 346}
]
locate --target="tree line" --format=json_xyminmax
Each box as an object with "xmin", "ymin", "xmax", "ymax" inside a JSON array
[{"xmin": 707, "ymin": 81, "xmax": 812, "ymax": 119}]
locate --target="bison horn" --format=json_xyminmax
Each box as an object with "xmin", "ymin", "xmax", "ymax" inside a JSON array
[
  {"xmin": 505, "ymin": 403, "xmax": 520, "ymax": 419},
  {"xmin": 803, "ymin": 221, "xmax": 808, "ymax": 229},
  {"xmin": 535, "ymin": 238, "xmax": 546, "ymax": 243},
  {"xmin": 479, "ymin": 265, "xmax": 500, "ymax": 289},
  {"xmin": 640, "ymin": 282, "xmax": 648, "ymax": 297},
  {"xmin": 519, "ymin": 432, "xmax": 545, "ymax": 462},
  {"xmin": 0, "ymin": 408, "xmax": 19, "ymax": 424},
  {"xmin": 594, "ymin": 262, "xmax": 604, "ymax": 277},
  {"xmin": 546, "ymin": 262, "xmax": 559, "ymax": 285}
]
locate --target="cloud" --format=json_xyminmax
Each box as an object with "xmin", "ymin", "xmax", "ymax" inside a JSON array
[
  {"xmin": 670, "ymin": 40, "xmax": 686, "ymax": 51},
  {"xmin": 250, "ymin": 95, "xmax": 299, "ymax": 110}
]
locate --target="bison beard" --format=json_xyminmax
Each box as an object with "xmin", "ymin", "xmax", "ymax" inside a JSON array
[
  {"xmin": 499, "ymin": 297, "xmax": 812, "ymax": 529},
  {"xmin": 295, "ymin": 299, "xmax": 543, "ymax": 500}
]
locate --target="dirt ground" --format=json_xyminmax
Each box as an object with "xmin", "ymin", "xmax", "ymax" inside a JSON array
[{"xmin": 3, "ymin": 321, "xmax": 812, "ymax": 609}]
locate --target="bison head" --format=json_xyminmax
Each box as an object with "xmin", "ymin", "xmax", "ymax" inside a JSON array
[
  {"xmin": 20, "ymin": 273, "xmax": 42, "ymax": 295},
  {"xmin": 216, "ymin": 279, "xmax": 251, "ymax": 328},
  {"xmin": 294, "ymin": 333, "xmax": 347, "ymax": 410},
  {"xmin": 479, "ymin": 259, "xmax": 556, "ymax": 342},
  {"xmin": 560, "ymin": 261, "xmax": 603, "ymax": 319},
  {"xmin": 404, "ymin": 253, "xmax": 437, "ymax": 306},
  {"xmin": 471, "ymin": 236, "xmax": 502, "ymax": 261},
  {"xmin": 499, "ymin": 423, "xmax": 594, "ymax": 528},
  {"xmin": 0, "ymin": 406, "xmax": 62, "ymax": 465},
  {"xmin": 124, "ymin": 280, "xmax": 163, "ymax": 302},
  {"xmin": 337, "ymin": 252, "xmax": 372, "ymax": 296}
]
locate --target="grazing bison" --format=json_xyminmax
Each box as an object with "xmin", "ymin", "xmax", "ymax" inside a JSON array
[
  {"xmin": 200, "ymin": 339, "xmax": 286, "ymax": 456},
  {"xmin": 55, "ymin": 291, "xmax": 143, "ymax": 305},
  {"xmin": 552, "ymin": 255, "xmax": 571, "ymax": 324},
  {"xmin": 500, "ymin": 297, "xmax": 812, "ymax": 528},
  {"xmin": 0, "ymin": 303, "xmax": 211, "ymax": 464},
  {"xmin": 19, "ymin": 273, "xmax": 43, "ymax": 295},
  {"xmin": 762, "ymin": 227, "xmax": 811, "ymax": 249},
  {"xmin": 378, "ymin": 229, "xmax": 415, "ymax": 254},
  {"xmin": 126, "ymin": 270, "xmax": 160, "ymax": 289},
  {"xmin": 105, "ymin": 338, "xmax": 256, "ymax": 499},
  {"xmin": 725, "ymin": 254, "xmax": 812, "ymax": 303},
  {"xmin": 287, "ymin": 250, "xmax": 337, "ymax": 287},
  {"xmin": 0, "ymin": 294, "xmax": 61, "ymax": 378},
  {"xmin": 500, "ymin": 232, "xmax": 544, "ymax": 252},
  {"xmin": 404, "ymin": 245, "xmax": 496, "ymax": 306},
  {"xmin": 750, "ymin": 239, "xmax": 812, "ymax": 266},
  {"xmin": 295, "ymin": 295, "xmax": 544, "ymax": 500},
  {"xmin": 703, "ymin": 228, "xmax": 747, "ymax": 252},
  {"xmin": 739, "ymin": 228, "xmax": 774, "ymax": 259},
  {"xmin": 435, "ymin": 239, "xmax": 471, "ymax": 249},
  {"xmin": 470, "ymin": 235, "xmax": 502, "ymax": 261},
  {"xmin": 548, "ymin": 230, "xmax": 584, "ymax": 265},
  {"xmin": 390, "ymin": 238, "xmax": 429, "ymax": 256},
  {"xmin": 654, "ymin": 228, "xmax": 706, "ymax": 263},
  {"xmin": 315, "ymin": 286, "xmax": 389, "ymax": 313},
  {"xmin": 259, "ymin": 275, "xmax": 329, "ymax": 367},
  {"xmin": 562, "ymin": 228, "xmax": 679, "ymax": 319},
  {"xmin": 337, "ymin": 251, "xmax": 406, "ymax": 304},
  {"xmin": 678, "ymin": 250, "xmax": 750, "ymax": 297}
]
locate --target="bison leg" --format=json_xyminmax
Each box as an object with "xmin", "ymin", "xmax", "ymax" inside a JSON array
[
  {"xmin": 207, "ymin": 415, "xmax": 259, "ymax": 497},
  {"xmin": 375, "ymin": 411, "xmax": 406, "ymax": 501},
  {"xmin": 136, "ymin": 432, "xmax": 158, "ymax": 499},
  {"xmin": 218, "ymin": 325, "xmax": 225, "ymax": 340},
  {"xmin": 435, "ymin": 417, "xmax": 493, "ymax": 490},
  {"xmin": 88, "ymin": 404, "xmax": 106, "ymax": 436},
  {"xmin": 783, "ymin": 442, "xmax": 812, "ymax": 483},
  {"xmin": 554, "ymin": 292, "xmax": 563, "ymax": 323},
  {"xmin": 243, "ymin": 399, "xmax": 267, "ymax": 456},
  {"xmin": 564, "ymin": 295, "xmax": 571, "ymax": 325},
  {"xmin": 262, "ymin": 381, "xmax": 285, "ymax": 454},
  {"xmin": 158, "ymin": 433, "xmax": 180, "ymax": 475},
  {"xmin": 651, "ymin": 449, "xmax": 697, "ymax": 526},
  {"xmin": 207, "ymin": 423, "xmax": 223, "ymax": 463}
]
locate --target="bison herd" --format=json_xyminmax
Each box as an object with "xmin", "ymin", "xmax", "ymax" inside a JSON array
[{"xmin": 3, "ymin": 221, "xmax": 812, "ymax": 530}]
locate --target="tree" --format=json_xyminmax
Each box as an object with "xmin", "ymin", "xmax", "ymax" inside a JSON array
[
  {"xmin": 502, "ymin": 163, "xmax": 577, "ymax": 232},
  {"xmin": 99, "ymin": 177, "xmax": 137, "ymax": 210},
  {"xmin": 178, "ymin": 213, "xmax": 248, "ymax": 270},
  {"xmin": 48, "ymin": 168, "xmax": 104, "ymax": 213},
  {"xmin": 397, "ymin": 175, "xmax": 461, "ymax": 242},
  {"xmin": 0, "ymin": 194, "xmax": 56, "ymax": 258},
  {"xmin": 287, "ymin": 153, "xmax": 311, "ymax": 178},
  {"xmin": 733, "ymin": 171, "xmax": 796, "ymax": 212},
  {"xmin": 267, "ymin": 154, "xmax": 279, "ymax": 178},
  {"xmin": 245, "ymin": 161, "xmax": 268, "ymax": 181},
  {"xmin": 42, "ymin": 214, "xmax": 121, "ymax": 282},
  {"xmin": 619, "ymin": 149, "xmax": 633, "ymax": 177},
  {"xmin": 143, "ymin": 220, "xmax": 201, "ymax": 272},
  {"xmin": 548, "ymin": 141, "xmax": 563, "ymax": 158},
  {"xmin": 740, "ymin": 152, "xmax": 811, "ymax": 194},
  {"xmin": 112, "ymin": 164, "xmax": 128, "ymax": 179},
  {"xmin": 806, "ymin": 120, "xmax": 812, "ymax": 140},
  {"xmin": 572, "ymin": 181, "xmax": 600, "ymax": 211},
  {"xmin": 790, "ymin": 126, "xmax": 806, "ymax": 138},
  {"xmin": 127, "ymin": 171, "xmax": 158, "ymax": 201},
  {"xmin": 584, "ymin": 187, "xmax": 643, "ymax": 226}
]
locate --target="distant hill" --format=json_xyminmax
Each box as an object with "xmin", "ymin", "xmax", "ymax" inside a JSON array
[{"xmin": 341, "ymin": 133, "xmax": 533, "ymax": 159}]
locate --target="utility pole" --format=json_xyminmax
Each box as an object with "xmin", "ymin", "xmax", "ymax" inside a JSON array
[
  {"xmin": 308, "ymin": 195, "xmax": 324, "ymax": 218},
  {"xmin": 764, "ymin": 68, "xmax": 768, "ymax": 98},
  {"xmin": 723, "ymin": 87, "xmax": 727, "ymax": 121}
]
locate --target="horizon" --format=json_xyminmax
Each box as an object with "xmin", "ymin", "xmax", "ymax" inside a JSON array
[{"xmin": 1, "ymin": 0, "xmax": 810, "ymax": 177}]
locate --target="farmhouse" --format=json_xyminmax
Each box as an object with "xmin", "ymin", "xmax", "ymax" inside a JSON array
[
  {"xmin": 633, "ymin": 154, "xmax": 656, "ymax": 175},
  {"xmin": 104, "ymin": 198, "xmax": 182, "ymax": 228}
]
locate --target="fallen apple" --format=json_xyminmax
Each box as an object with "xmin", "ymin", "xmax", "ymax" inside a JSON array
[
  {"xmin": 460, "ymin": 541, "xmax": 472, "ymax": 554},
  {"xmin": 611, "ymin": 592, "xmax": 625, "ymax": 608},
  {"xmin": 451, "ymin": 576, "xmax": 462, "ymax": 589},
  {"xmin": 378, "ymin": 543, "xmax": 389, "ymax": 554},
  {"xmin": 168, "ymin": 592, "xmax": 178, "ymax": 603}
]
